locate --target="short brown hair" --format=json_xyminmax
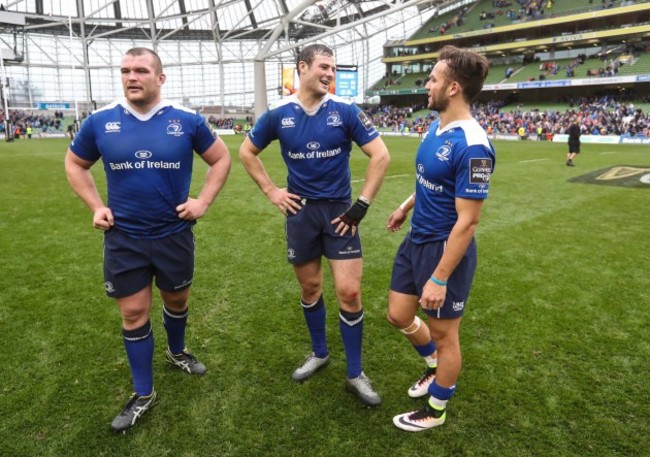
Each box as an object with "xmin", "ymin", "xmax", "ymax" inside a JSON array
[
  {"xmin": 296, "ymin": 44, "xmax": 334, "ymax": 72},
  {"xmin": 438, "ymin": 45, "xmax": 489, "ymax": 103},
  {"xmin": 125, "ymin": 47, "xmax": 163, "ymax": 74}
]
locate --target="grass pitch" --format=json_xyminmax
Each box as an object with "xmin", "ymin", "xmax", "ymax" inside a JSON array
[{"xmin": 0, "ymin": 135, "xmax": 649, "ymax": 456}]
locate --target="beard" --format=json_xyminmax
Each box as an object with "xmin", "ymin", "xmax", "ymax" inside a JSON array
[
  {"xmin": 428, "ymin": 89, "xmax": 450, "ymax": 112},
  {"xmin": 428, "ymin": 84, "xmax": 449, "ymax": 113}
]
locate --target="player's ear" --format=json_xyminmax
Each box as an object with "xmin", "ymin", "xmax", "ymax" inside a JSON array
[
  {"xmin": 448, "ymin": 81, "xmax": 460, "ymax": 97},
  {"xmin": 158, "ymin": 72, "xmax": 166, "ymax": 86}
]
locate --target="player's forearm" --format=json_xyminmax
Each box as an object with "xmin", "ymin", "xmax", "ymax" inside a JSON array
[
  {"xmin": 398, "ymin": 193, "xmax": 415, "ymax": 213},
  {"xmin": 431, "ymin": 218, "xmax": 479, "ymax": 282},
  {"xmin": 65, "ymin": 165, "xmax": 105, "ymax": 212},
  {"xmin": 359, "ymin": 148, "xmax": 390, "ymax": 202},
  {"xmin": 239, "ymin": 150, "xmax": 278, "ymax": 196},
  {"xmin": 197, "ymin": 155, "xmax": 232, "ymax": 206}
]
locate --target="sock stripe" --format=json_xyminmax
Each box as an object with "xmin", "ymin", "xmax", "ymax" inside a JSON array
[
  {"xmin": 122, "ymin": 321, "xmax": 152, "ymax": 342},
  {"xmin": 300, "ymin": 295, "xmax": 324, "ymax": 311},
  {"xmin": 163, "ymin": 305, "xmax": 188, "ymax": 319},
  {"xmin": 339, "ymin": 311, "xmax": 364, "ymax": 327}
]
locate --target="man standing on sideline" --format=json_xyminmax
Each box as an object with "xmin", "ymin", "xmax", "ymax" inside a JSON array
[
  {"xmin": 65, "ymin": 47, "xmax": 231, "ymax": 433},
  {"xmin": 566, "ymin": 119, "xmax": 581, "ymax": 166},
  {"xmin": 239, "ymin": 43, "xmax": 390, "ymax": 406},
  {"xmin": 385, "ymin": 45, "xmax": 495, "ymax": 431}
]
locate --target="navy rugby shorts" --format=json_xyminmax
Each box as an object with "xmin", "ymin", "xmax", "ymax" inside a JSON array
[
  {"xmin": 285, "ymin": 199, "xmax": 362, "ymax": 265},
  {"xmin": 103, "ymin": 227, "xmax": 194, "ymax": 298},
  {"xmin": 390, "ymin": 235, "xmax": 477, "ymax": 319}
]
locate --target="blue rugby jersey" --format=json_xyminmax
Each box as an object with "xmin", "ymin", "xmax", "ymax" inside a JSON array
[
  {"xmin": 70, "ymin": 98, "xmax": 216, "ymax": 238},
  {"xmin": 410, "ymin": 118, "xmax": 495, "ymax": 244},
  {"xmin": 248, "ymin": 93, "xmax": 379, "ymax": 200}
]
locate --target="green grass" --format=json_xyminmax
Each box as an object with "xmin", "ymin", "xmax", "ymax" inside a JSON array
[{"xmin": 1, "ymin": 135, "xmax": 649, "ymax": 456}]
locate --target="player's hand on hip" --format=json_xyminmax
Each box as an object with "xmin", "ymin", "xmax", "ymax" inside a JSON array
[
  {"xmin": 386, "ymin": 208, "xmax": 407, "ymax": 232},
  {"xmin": 267, "ymin": 188, "xmax": 303, "ymax": 216},
  {"xmin": 176, "ymin": 198, "xmax": 208, "ymax": 220},
  {"xmin": 93, "ymin": 207, "xmax": 114, "ymax": 231}
]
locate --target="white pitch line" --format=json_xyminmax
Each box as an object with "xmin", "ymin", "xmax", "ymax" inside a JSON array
[
  {"xmin": 351, "ymin": 173, "xmax": 409, "ymax": 183},
  {"xmin": 600, "ymin": 151, "xmax": 617, "ymax": 155},
  {"xmin": 519, "ymin": 158, "xmax": 549, "ymax": 163}
]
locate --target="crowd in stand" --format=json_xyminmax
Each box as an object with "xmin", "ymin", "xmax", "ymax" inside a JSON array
[
  {"xmin": 475, "ymin": 96, "xmax": 650, "ymax": 137},
  {"xmin": 364, "ymin": 104, "xmax": 434, "ymax": 134},
  {"xmin": 0, "ymin": 109, "xmax": 247, "ymax": 138},
  {"xmin": 364, "ymin": 95, "xmax": 650, "ymax": 139},
  {"xmin": 4, "ymin": 96, "xmax": 649, "ymax": 140},
  {"xmin": 477, "ymin": 0, "xmax": 625, "ymax": 29},
  {"xmin": 207, "ymin": 115, "xmax": 236, "ymax": 130},
  {"xmin": 430, "ymin": 6, "xmax": 469, "ymax": 35},
  {"xmin": 0, "ymin": 109, "xmax": 66, "ymax": 134}
]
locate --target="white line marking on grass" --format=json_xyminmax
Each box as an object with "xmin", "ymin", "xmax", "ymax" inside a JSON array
[
  {"xmin": 352, "ymin": 174, "xmax": 409, "ymax": 183},
  {"xmin": 600, "ymin": 151, "xmax": 617, "ymax": 155},
  {"xmin": 519, "ymin": 158, "xmax": 549, "ymax": 163}
]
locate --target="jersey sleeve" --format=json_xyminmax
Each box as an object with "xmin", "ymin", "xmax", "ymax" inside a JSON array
[
  {"xmin": 247, "ymin": 110, "xmax": 277, "ymax": 150},
  {"xmin": 346, "ymin": 104, "xmax": 379, "ymax": 148},
  {"xmin": 192, "ymin": 113, "xmax": 217, "ymax": 154},
  {"xmin": 69, "ymin": 116, "xmax": 100, "ymax": 162},
  {"xmin": 454, "ymin": 144, "xmax": 495, "ymax": 199}
]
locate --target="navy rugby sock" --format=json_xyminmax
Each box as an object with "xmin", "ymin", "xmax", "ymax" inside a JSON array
[
  {"xmin": 428, "ymin": 381, "xmax": 456, "ymax": 417},
  {"xmin": 339, "ymin": 308, "xmax": 364, "ymax": 379},
  {"xmin": 163, "ymin": 304, "xmax": 188, "ymax": 355},
  {"xmin": 123, "ymin": 321, "xmax": 154, "ymax": 397},
  {"xmin": 414, "ymin": 342, "xmax": 437, "ymax": 368},
  {"xmin": 301, "ymin": 295, "xmax": 328, "ymax": 359}
]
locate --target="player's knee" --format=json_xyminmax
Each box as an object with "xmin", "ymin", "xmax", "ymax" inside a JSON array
[
  {"xmin": 119, "ymin": 306, "xmax": 148, "ymax": 326},
  {"xmin": 299, "ymin": 278, "xmax": 322, "ymax": 298},
  {"xmin": 429, "ymin": 329, "xmax": 459, "ymax": 349},
  {"xmin": 386, "ymin": 310, "xmax": 418, "ymax": 332},
  {"xmin": 336, "ymin": 286, "xmax": 361, "ymax": 308},
  {"xmin": 163, "ymin": 297, "xmax": 188, "ymax": 312},
  {"xmin": 396, "ymin": 315, "xmax": 423, "ymax": 334},
  {"xmin": 160, "ymin": 289, "xmax": 189, "ymax": 310}
]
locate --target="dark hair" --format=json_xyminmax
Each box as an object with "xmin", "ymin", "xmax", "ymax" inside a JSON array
[
  {"xmin": 125, "ymin": 47, "xmax": 163, "ymax": 74},
  {"xmin": 438, "ymin": 45, "xmax": 489, "ymax": 103},
  {"xmin": 296, "ymin": 44, "xmax": 334, "ymax": 72}
]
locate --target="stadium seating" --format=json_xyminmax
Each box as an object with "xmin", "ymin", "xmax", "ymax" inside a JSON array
[
  {"xmin": 484, "ymin": 63, "xmax": 519, "ymax": 84},
  {"xmin": 407, "ymin": 0, "xmax": 639, "ymax": 42},
  {"xmin": 616, "ymin": 53, "xmax": 650, "ymax": 76}
]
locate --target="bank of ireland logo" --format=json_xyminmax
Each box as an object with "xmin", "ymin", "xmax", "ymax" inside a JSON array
[
  {"xmin": 436, "ymin": 144, "xmax": 451, "ymax": 161},
  {"xmin": 417, "ymin": 163, "xmax": 425, "ymax": 174},
  {"xmin": 307, "ymin": 141, "xmax": 320, "ymax": 150},
  {"xmin": 167, "ymin": 122, "xmax": 184, "ymax": 136},
  {"xmin": 135, "ymin": 150, "xmax": 152, "ymax": 159},
  {"xmin": 105, "ymin": 122, "xmax": 121, "ymax": 133}
]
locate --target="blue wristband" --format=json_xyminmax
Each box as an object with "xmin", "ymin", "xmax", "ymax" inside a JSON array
[{"xmin": 430, "ymin": 275, "xmax": 447, "ymax": 286}]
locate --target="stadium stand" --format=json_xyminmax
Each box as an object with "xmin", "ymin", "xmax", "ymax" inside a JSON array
[
  {"xmin": 369, "ymin": 0, "xmax": 650, "ymax": 123},
  {"xmin": 364, "ymin": 0, "xmax": 650, "ymax": 143}
]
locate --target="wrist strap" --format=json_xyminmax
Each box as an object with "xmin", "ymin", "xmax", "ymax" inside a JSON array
[
  {"xmin": 358, "ymin": 195, "xmax": 371, "ymax": 206},
  {"xmin": 430, "ymin": 275, "xmax": 447, "ymax": 286}
]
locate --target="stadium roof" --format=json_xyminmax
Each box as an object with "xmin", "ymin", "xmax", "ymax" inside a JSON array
[
  {"xmin": 7, "ymin": 0, "xmax": 445, "ymax": 45},
  {"xmin": 0, "ymin": 0, "xmax": 456, "ymax": 111}
]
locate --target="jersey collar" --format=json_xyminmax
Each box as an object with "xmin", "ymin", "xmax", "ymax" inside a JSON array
[
  {"xmin": 119, "ymin": 98, "xmax": 172, "ymax": 121},
  {"xmin": 292, "ymin": 93, "xmax": 331, "ymax": 116}
]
